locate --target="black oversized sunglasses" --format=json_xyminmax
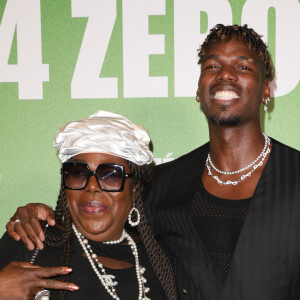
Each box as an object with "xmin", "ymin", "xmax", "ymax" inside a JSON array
[{"xmin": 62, "ymin": 162, "xmax": 133, "ymax": 192}]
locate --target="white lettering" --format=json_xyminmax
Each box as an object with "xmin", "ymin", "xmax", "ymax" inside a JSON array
[
  {"xmin": 71, "ymin": 0, "xmax": 117, "ymax": 99},
  {"xmin": 123, "ymin": 0, "xmax": 167, "ymax": 98},
  {"xmin": 154, "ymin": 152, "xmax": 175, "ymax": 165},
  {"xmin": 242, "ymin": 0, "xmax": 300, "ymax": 97},
  {"xmin": 174, "ymin": 0, "xmax": 232, "ymax": 97},
  {"xmin": 0, "ymin": 0, "xmax": 49, "ymax": 100}
]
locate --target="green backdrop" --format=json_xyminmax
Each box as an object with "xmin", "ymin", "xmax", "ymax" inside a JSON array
[{"xmin": 0, "ymin": 0, "xmax": 299, "ymax": 236}]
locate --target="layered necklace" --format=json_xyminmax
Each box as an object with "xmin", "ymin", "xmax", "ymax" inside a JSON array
[
  {"xmin": 72, "ymin": 224, "xmax": 150, "ymax": 300},
  {"xmin": 206, "ymin": 133, "xmax": 271, "ymax": 185}
]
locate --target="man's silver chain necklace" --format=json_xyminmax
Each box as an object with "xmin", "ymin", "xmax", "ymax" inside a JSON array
[{"xmin": 206, "ymin": 134, "xmax": 271, "ymax": 185}]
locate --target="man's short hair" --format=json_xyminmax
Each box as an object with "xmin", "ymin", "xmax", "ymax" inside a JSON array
[{"xmin": 198, "ymin": 24, "xmax": 274, "ymax": 80}]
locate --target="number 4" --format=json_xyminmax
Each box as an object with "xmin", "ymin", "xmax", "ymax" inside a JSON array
[{"xmin": 0, "ymin": 0, "xmax": 49, "ymax": 100}]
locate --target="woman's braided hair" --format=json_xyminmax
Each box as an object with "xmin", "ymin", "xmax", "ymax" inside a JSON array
[
  {"xmin": 127, "ymin": 161, "xmax": 177, "ymax": 300},
  {"xmin": 44, "ymin": 178, "xmax": 73, "ymax": 300},
  {"xmin": 45, "ymin": 162, "xmax": 177, "ymax": 300},
  {"xmin": 198, "ymin": 24, "xmax": 274, "ymax": 80}
]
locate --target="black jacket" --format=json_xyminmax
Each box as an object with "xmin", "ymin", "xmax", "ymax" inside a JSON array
[{"xmin": 146, "ymin": 139, "xmax": 300, "ymax": 300}]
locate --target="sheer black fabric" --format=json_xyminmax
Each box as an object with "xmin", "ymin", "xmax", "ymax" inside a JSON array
[{"xmin": 189, "ymin": 184, "xmax": 251, "ymax": 281}]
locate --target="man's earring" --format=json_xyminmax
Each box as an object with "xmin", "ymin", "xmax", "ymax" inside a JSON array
[
  {"xmin": 196, "ymin": 90, "xmax": 200, "ymax": 102},
  {"xmin": 264, "ymin": 97, "xmax": 270, "ymax": 112}
]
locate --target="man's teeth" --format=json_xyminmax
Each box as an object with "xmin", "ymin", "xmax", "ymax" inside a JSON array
[{"xmin": 214, "ymin": 91, "xmax": 239, "ymax": 100}]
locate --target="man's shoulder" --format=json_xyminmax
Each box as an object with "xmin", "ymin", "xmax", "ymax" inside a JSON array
[
  {"xmin": 272, "ymin": 138, "xmax": 300, "ymax": 156},
  {"xmin": 155, "ymin": 142, "xmax": 209, "ymax": 171},
  {"xmin": 148, "ymin": 142, "xmax": 209, "ymax": 208},
  {"xmin": 270, "ymin": 138, "xmax": 300, "ymax": 181},
  {"xmin": 152, "ymin": 142, "xmax": 209, "ymax": 182}
]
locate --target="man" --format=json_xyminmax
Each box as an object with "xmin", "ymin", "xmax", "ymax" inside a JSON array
[{"xmin": 6, "ymin": 25, "xmax": 300, "ymax": 299}]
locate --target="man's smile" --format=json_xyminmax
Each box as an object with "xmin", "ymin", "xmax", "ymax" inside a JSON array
[{"xmin": 214, "ymin": 90, "xmax": 240, "ymax": 101}]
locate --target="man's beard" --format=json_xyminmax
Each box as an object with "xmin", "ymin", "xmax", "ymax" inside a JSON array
[
  {"xmin": 209, "ymin": 115, "xmax": 241, "ymax": 126},
  {"xmin": 202, "ymin": 103, "xmax": 241, "ymax": 126}
]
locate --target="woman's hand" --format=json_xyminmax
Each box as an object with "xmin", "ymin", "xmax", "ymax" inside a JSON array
[
  {"xmin": 6, "ymin": 203, "xmax": 55, "ymax": 250},
  {"xmin": 0, "ymin": 261, "xmax": 79, "ymax": 300}
]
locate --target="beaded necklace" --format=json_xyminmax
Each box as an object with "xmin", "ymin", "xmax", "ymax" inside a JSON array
[
  {"xmin": 208, "ymin": 133, "xmax": 269, "ymax": 175},
  {"xmin": 206, "ymin": 135, "xmax": 271, "ymax": 185},
  {"xmin": 72, "ymin": 224, "xmax": 150, "ymax": 300}
]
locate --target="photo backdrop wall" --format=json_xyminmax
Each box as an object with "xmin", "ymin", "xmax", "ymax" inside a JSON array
[{"xmin": 0, "ymin": 0, "xmax": 299, "ymax": 235}]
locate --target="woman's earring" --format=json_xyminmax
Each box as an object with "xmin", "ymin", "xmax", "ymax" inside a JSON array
[
  {"xmin": 264, "ymin": 97, "xmax": 270, "ymax": 112},
  {"xmin": 128, "ymin": 205, "xmax": 140, "ymax": 227}
]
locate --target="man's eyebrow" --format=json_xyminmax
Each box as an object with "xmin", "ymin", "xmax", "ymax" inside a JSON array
[
  {"xmin": 205, "ymin": 54, "xmax": 219, "ymax": 60},
  {"xmin": 236, "ymin": 55, "xmax": 255, "ymax": 62},
  {"xmin": 202, "ymin": 54, "xmax": 255, "ymax": 63}
]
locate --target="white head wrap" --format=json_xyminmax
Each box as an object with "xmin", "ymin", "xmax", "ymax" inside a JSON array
[{"xmin": 54, "ymin": 111, "xmax": 153, "ymax": 165}]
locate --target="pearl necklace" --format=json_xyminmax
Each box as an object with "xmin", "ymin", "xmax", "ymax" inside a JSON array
[
  {"xmin": 206, "ymin": 137, "xmax": 271, "ymax": 185},
  {"xmin": 72, "ymin": 224, "xmax": 150, "ymax": 300},
  {"xmin": 103, "ymin": 230, "xmax": 126, "ymax": 244},
  {"xmin": 208, "ymin": 133, "xmax": 269, "ymax": 175}
]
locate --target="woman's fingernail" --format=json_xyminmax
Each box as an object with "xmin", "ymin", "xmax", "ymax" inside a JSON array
[
  {"xmin": 37, "ymin": 241, "xmax": 44, "ymax": 250},
  {"xmin": 27, "ymin": 242, "xmax": 34, "ymax": 251},
  {"xmin": 62, "ymin": 267, "xmax": 72, "ymax": 272},
  {"xmin": 69, "ymin": 284, "xmax": 79, "ymax": 291},
  {"xmin": 49, "ymin": 220, "xmax": 56, "ymax": 226}
]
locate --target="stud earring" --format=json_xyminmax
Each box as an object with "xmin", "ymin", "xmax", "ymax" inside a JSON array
[{"xmin": 264, "ymin": 97, "xmax": 270, "ymax": 112}]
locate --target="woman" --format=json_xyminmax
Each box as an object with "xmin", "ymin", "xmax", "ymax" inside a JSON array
[{"xmin": 0, "ymin": 111, "xmax": 176, "ymax": 300}]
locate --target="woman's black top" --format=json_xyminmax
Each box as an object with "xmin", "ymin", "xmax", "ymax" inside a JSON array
[{"xmin": 0, "ymin": 227, "xmax": 167, "ymax": 299}]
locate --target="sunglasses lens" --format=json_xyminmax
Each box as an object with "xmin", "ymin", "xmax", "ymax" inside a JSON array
[
  {"xmin": 97, "ymin": 165, "xmax": 123, "ymax": 191},
  {"xmin": 64, "ymin": 163, "xmax": 89, "ymax": 189}
]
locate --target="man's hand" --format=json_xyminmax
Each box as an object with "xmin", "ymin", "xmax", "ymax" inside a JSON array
[
  {"xmin": 6, "ymin": 203, "xmax": 55, "ymax": 250},
  {"xmin": 0, "ymin": 261, "xmax": 79, "ymax": 300}
]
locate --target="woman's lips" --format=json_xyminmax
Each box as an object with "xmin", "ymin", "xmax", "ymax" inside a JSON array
[{"xmin": 79, "ymin": 202, "xmax": 108, "ymax": 214}]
